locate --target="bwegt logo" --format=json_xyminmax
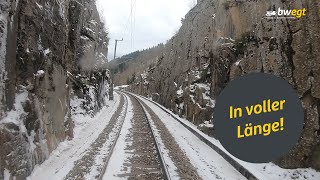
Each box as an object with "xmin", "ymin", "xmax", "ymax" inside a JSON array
[{"xmin": 266, "ymin": 7, "xmax": 307, "ymax": 19}]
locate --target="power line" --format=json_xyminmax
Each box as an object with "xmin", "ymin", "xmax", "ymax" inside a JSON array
[
  {"xmin": 131, "ymin": 0, "xmax": 133, "ymax": 50},
  {"xmin": 114, "ymin": 0, "xmax": 137, "ymax": 55},
  {"xmin": 120, "ymin": 12, "xmax": 131, "ymax": 38},
  {"xmin": 114, "ymin": 0, "xmax": 134, "ymax": 57},
  {"xmin": 129, "ymin": 0, "xmax": 137, "ymax": 51},
  {"xmin": 132, "ymin": 0, "xmax": 137, "ymax": 50}
]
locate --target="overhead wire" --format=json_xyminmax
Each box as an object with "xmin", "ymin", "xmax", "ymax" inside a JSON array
[
  {"xmin": 115, "ymin": 0, "xmax": 137, "ymax": 57},
  {"xmin": 132, "ymin": 0, "xmax": 137, "ymax": 51},
  {"xmin": 128, "ymin": 0, "xmax": 137, "ymax": 51},
  {"xmin": 131, "ymin": 0, "xmax": 133, "ymax": 50},
  {"xmin": 120, "ymin": 12, "xmax": 131, "ymax": 39},
  {"xmin": 116, "ymin": 0, "xmax": 134, "ymax": 56}
]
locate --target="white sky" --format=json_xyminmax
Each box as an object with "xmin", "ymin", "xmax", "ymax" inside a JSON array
[{"xmin": 96, "ymin": 0, "xmax": 194, "ymax": 60}]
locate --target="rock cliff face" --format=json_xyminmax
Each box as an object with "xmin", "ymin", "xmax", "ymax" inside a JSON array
[
  {"xmin": 115, "ymin": 0, "xmax": 320, "ymax": 170},
  {"xmin": 0, "ymin": 0, "xmax": 109, "ymax": 178}
]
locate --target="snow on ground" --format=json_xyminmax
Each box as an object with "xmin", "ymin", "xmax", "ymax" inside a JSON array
[
  {"xmin": 137, "ymin": 96, "xmax": 246, "ymax": 180},
  {"xmin": 28, "ymin": 93, "xmax": 121, "ymax": 180},
  {"xmin": 142, "ymin": 104, "xmax": 179, "ymax": 179},
  {"xmin": 103, "ymin": 94, "xmax": 134, "ymax": 179},
  {"xmin": 137, "ymin": 96, "xmax": 320, "ymax": 180},
  {"xmin": 85, "ymin": 94, "xmax": 128, "ymax": 179}
]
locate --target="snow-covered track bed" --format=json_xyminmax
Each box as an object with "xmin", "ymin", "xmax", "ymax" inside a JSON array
[
  {"xmin": 112, "ymin": 93, "xmax": 171, "ymax": 179},
  {"xmin": 133, "ymin": 95, "xmax": 172, "ymax": 180},
  {"xmin": 103, "ymin": 92, "xmax": 201, "ymax": 180},
  {"xmin": 129, "ymin": 92, "xmax": 257, "ymax": 180},
  {"xmin": 96, "ymin": 92, "xmax": 129, "ymax": 180},
  {"xmin": 64, "ymin": 92, "xmax": 128, "ymax": 180}
]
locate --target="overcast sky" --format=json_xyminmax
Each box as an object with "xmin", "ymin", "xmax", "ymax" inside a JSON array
[{"xmin": 96, "ymin": 0, "xmax": 194, "ymax": 60}]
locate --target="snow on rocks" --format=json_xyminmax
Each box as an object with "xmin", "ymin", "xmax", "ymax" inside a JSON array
[
  {"xmin": 43, "ymin": 48, "xmax": 51, "ymax": 56},
  {"xmin": 186, "ymin": 83, "xmax": 215, "ymax": 109},
  {"xmin": 34, "ymin": 70, "xmax": 45, "ymax": 77},
  {"xmin": 235, "ymin": 60, "xmax": 242, "ymax": 66},
  {"xmin": 84, "ymin": 27, "xmax": 95, "ymax": 35},
  {"xmin": 192, "ymin": 70, "xmax": 201, "ymax": 80},
  {"xmin": 0, "ymin": 2, "xmax": 9, "ymax": 115},
  {"xmin": 199, "ymin": 120, "xmax": 214, "ymax": 128},
  {"xmin": 35, "ymin": 2, "xmax": 43, "ymax": 10},
  {"xmin": 173, "ymin": 82, "xmax": 178, "ymax": 87},
  {"xmin": 0, "ymin": 90, "xmax": 29, "ymax": 129},
  {"xmin": 176, "ymin": 86, "xmax": 183, "ymax": 98},
  {"xmin": 141, "ymin": 71, "xmax": 149, "ymax": 85},
  {"xmin": 0, "ymin": 88, "xmax": 42, "ymax": 162},
  {"xmin": 80, "ymin": 35, "xmax": 90, "ymax": 40}
]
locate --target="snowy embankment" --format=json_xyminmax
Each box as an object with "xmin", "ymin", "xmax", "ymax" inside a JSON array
[
  {"xmin": 136, "ymin": 95, "xmax": 320, "ymax": 180},
  {"xmin": 28, "ymin": 93, "xmax": 121, "ymax": 180}
]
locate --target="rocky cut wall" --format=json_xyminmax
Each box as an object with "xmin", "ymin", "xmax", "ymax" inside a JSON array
[
  {"xmin": 0, "ymin": 0, "xmax": 109, "ymax": 179},
  {"xmin": 126, "ymin": 0, "xmax": 320, "ymax": 170}
]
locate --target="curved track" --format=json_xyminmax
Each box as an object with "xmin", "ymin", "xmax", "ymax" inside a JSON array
[
  {"xmin": 132, "ymin": 94, "xmax": 171, "ymax": 180},
  {"xmin": 128, "ymin": 92, "xmax": 258, "ymax": 180},
  {"xmin": 100, "ymin": 93, "xmax": 171, "ymax": 180},
  {"xmin": 97, "ymin": 92, "xmax": 129, "ymax": 180}
]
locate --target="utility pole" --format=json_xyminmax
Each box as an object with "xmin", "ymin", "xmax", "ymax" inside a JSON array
[
  {"xmin": 109, "ymin": 38, "xmax": 123, "ymax": 101},
  {"xmin": 113, "ymin": 38, "xmax": 123, "ymax": 60}
]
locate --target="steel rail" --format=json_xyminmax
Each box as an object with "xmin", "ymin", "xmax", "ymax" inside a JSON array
[
  {"xmin": 128, "ymin": 91, "xmax": 258, "ymax": 180},
  {"xmin": 98, "ymin": 92, "xmax": 128, "ymax": 180},
  {"xmin": 130, "ymin": 94, "xmax": 171, "ymax": 180}
]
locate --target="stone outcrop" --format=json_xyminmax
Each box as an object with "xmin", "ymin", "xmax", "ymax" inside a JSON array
[
  {"xmin": 115, "ymin": 0, "xmax": 320, "ymax": 170},
  {"xmin": 0, "ymin": 0, "xmax": 109, "ymax": 178}
]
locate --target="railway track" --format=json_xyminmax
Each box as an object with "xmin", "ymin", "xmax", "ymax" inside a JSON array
[
  {"xmin": 125, "ymin": 91, "xmax": 259, "ymax": 180},
  {"xmin": 70, "ymin": 90, "xmax": 251, "ymax": 179},
  {"xmin": 64, "ymin": 92, "xmax": 128, "ymax": 180},
  {"xmin": 141, "ymin": 98, "xmax": 172, "ymax": 179},
  {"xmin": 99, "ymin": 93, "xmax": 171, "ymax": 180},
  {"xmin": 97, "ymin": 92, "xmax": 129, "ymax": 180}
]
